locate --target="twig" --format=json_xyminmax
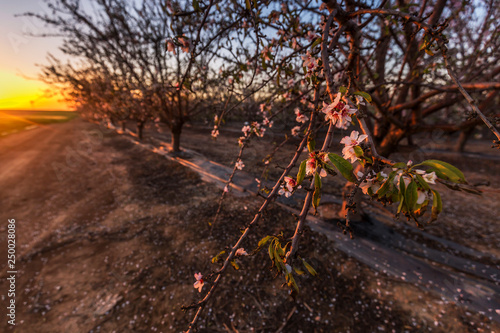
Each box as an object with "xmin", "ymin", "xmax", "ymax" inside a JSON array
[
  {"xmin": 178, "ymin": 0, "xmax": 215, "ymax": 91},
  {"xmin": 284, "ymin": 88, "xmax": 322, "ymax": 263},
  {"xmin": 210, "ymin": 141, "xmax": 246, "ymax": 233},
  {"xmin": 358, "ymin": 117, "xmax": 395, "ymax": 166},
  {"xmin": 274, "ymin": 306, "xmax": 297, "ymax": 333},
  {"xmin": 183, "ymin": 90, "xmax": 319, "ymax": 332},
  {"xmin": 438, "ymin": 39, "xmax": 500, "ymax": 145}
]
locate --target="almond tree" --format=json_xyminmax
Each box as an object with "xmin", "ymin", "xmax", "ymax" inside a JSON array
[
  {"xmin": 173, "ymin": 1, "xmax": 499, "ymax": 331},
  {"xmin": 29, "ymin": 0, "xmax": 234, "ymax": 149}
]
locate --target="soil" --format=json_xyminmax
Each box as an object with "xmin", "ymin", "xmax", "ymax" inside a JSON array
[
  {"xmin": 160, "ymin": 122, "xmax": 500, "ymax": 261},
  {"xmin": 0, "ymin": 118, "xmax": 498, "ymax": 333}
]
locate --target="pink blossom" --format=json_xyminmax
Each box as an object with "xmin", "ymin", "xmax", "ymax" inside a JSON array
[
  {"xmin": 416, "ymin": 191, "xmax": 429, "ymax": 205},
  {"xmin": 211, "ymin": 128, "xmax": 219, "ymax": 138},
  {"xmin": 302, "ymin": 52, "xmax": 316, "ymax": 71},
  {"xmin": 341, "ymin": 130, "xmax": 368, "ymax": 147},
  {"xmin": 262, "ymin": 116, "xmax": 273, "ymax": 127},
  {"xmin": 193, "ymin": 273, "xmax": 204, "ymax": 292},
  {"xmin": 306, "ymin": 31, "xmax": 317, "ymax": 42},
  {"xmin": 251, "ymin": 122, "xmax": 265, "ymax": 137},
  {"xmin": 341, "ymin": 131, "xmax": 368, "ymax": 163},
  {"xmin": 178, "ymin": 37, "xmax": 190, "ymax": 53},
  {"xmin": 415, "ymin": 170, "xmax": 437, "ymax": 184},
  {"xmin": 235, "ymin": 159, "xmax": 245, "ymax": 170},
  {"xmin": 165, "ymin": 39, "xmax": 176, "ymax": 54},
  {"xmin": 394, "ymin": 171, "xmax": 411, "ymax": 187},
  {"xmin": 422, "ymin": 172, "xmax": 437, "ymax": 184},
  {"xmin": 278, "ymin": 176, "xmax": 301, "ymax": 198},
  {"xmin": 260, "ymin": 103, "xmax": 266, "ymax": 113},
  {"xmin": 262, "ymin": 46, "xmax": 272, "ymax": 61},
  {"xmin": 305, "ymin": 153, "xmax": 327, "ymax": 177},
  {"xmin": 357, "ymin": 171, "xmax": 387, "ymax": 194},
  {"xmin": 291, "ymin": 126, "xmax": 301, "ymax": 137},
  {"xmin": 295, "ymin": 108, "xmax": 309, "ymax": 123},
  {"xmin": 322, "ymin": 94, "xmax": 357, "ymax": 129},
  {"xmin": 242, "ymin": 125, "xmax": 251, "ymax": 136},
  {"xmin": 235, "ymin": 248, "xmax": 248, "ymax": 256}
]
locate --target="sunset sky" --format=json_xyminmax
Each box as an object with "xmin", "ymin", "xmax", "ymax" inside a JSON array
[{"xmin": 0, "ymin": 1, "xmax": 72, "ymax": 111}]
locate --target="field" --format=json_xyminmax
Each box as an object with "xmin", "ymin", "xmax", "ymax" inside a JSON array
[
  {"xmin": 0, "ymin": 118, "xmax": 498, "ymax": 333},
  {"xmin": 0, "ymin": 110, "xmax": 77, "ymax": 137}
]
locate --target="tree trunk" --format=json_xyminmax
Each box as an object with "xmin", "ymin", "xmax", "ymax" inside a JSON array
[
  {"xmin": 171, "ymin": 124, "xmax": 182, "ymax": 153},
  {"xmin": 121, "ymin": 121, "xmax": 126, "ymax": 132},
  {"xmin": 137, "ymin": 121, "xmax": 144, "ymax": 140},
  {"xmin": 378, "ymin": 125, "xmax": 405, "ymax": 157},
  {"xmin": 455, "ymin": 126, "xmax": 474, "ymax": 152}
]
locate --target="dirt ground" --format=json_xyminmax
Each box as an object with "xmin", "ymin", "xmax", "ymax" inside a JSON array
[
  {"xmin": 152, "ymin": 121, "xmax": 500, "ymax": 259},
  {"xmin": 0, "ymin": 118, "xmax": 498, "ymax": 332}
]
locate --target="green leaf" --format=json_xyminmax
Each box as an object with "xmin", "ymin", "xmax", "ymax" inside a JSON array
[
  {"xmin": 183, "ymin": 80, "xmax": 192, "ymax": 91},
  {"xmin": 311, "ymin": 37, "xmax": 322, "ymax": 49},
  {"xmin": 313, "ymin": 173, "xmax": 321, "ymax": 209},
  {"xmin": 314, "ymin": 172, "xmax": 322, "ymax": 190},
  {"xmin": 307, "ymin": 136, "xmax": 316, "ymax": 152},
  {"xmin": 352, "ymin": 91, "xmax": 372, "ymax": 103},
  {"xmin": 323, "ymin": 163, "xmax": 337, "ymax": 176},
  {"xmin": 268, "ymin": 242, "xmax": 274, "ymax": 261},
  {"xmin": 399, "ymin": 176, "xmax": 406, "ymax": 195},
  {"xmin": 397, "ymin": 195, "xmax": 405, "ymax": 214},
  {"xmin": 425, "ymin": 48, "xmax": 435, "ymax": 56},
  {"xmin": 287, "ymin": 273, "xmax": 300, "ymax": 293},
  {"xmin": 353, "ymin": 146, "xmax": 364, "ymax": 158},
  {"xmin": 258, "ymin": 235, "xmax": 272, "ymax": 247},
  {"xmin": 328, "ymin": 153, "xmax": 356, "ymax": 182},
  {"xmin": 211, "ymin": 250, "xmax": 226, "ymax": 264},
  {"xmin": 192, "ymin": 0, "xmax": 200, "ymax": 11},
  {"xmin": 339, "ymin": 86, "xmax": 347, "ymax": 94},
  {"xmin": 313, "ymin": 188, "xmax": 321, "ymax": 210},
  {"xmin": 297, "ymin": 160, "xmax": 307, "ymax": 185},
  {"xmin": 302, "ymin": 259, "xmax": 318, "ymax": 276},
  {"xmin": 230, "ymin": 260, "xmax": 240, "ymax": 270},
  {"xmin": 275, "ymin": 241, "xmax": 285, "ymax": 257},
  {"xmin": 419, "ymin": 37, "xmax": 429, "ymax": 51},
  {"xmin": 392, "ymin": 162, "xmax": 407, "ymax": 169},
  {"xmin": 293, "ymin": 267, "xmax": 305, "ymax": 275},
  {"xmin": 376, "ymin": 171, "xmax": 397, "ymax": 198},
  {"xmin": 405, "ymin": 181, "xmax": 418, "ymax": 211},
  {"xmin": 274, "ymin": 251, "xmax": 286, "ymax": 272},
  {"xmin": 245, "ymin": 0, "xmax": 251, "ymax": 10},
  {"xmin": 397, "ymin": 178, "xmax": 407, "ymax": 214},
  {"xmin": 414, "ymin": 174, "xmax": 430, "ymax": 191},
  {"xmin": 419, "ymin": 160, "xmax": 466, "ymax": 184},
  {"xmin": 430, "ymin": 189, "xmax": 442, "ymax": 222}
]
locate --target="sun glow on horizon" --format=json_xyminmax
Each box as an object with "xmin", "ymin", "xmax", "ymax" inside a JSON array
[{"xmin": 0, "ymin": 69, "xmax": 72, "ymax": 111}]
